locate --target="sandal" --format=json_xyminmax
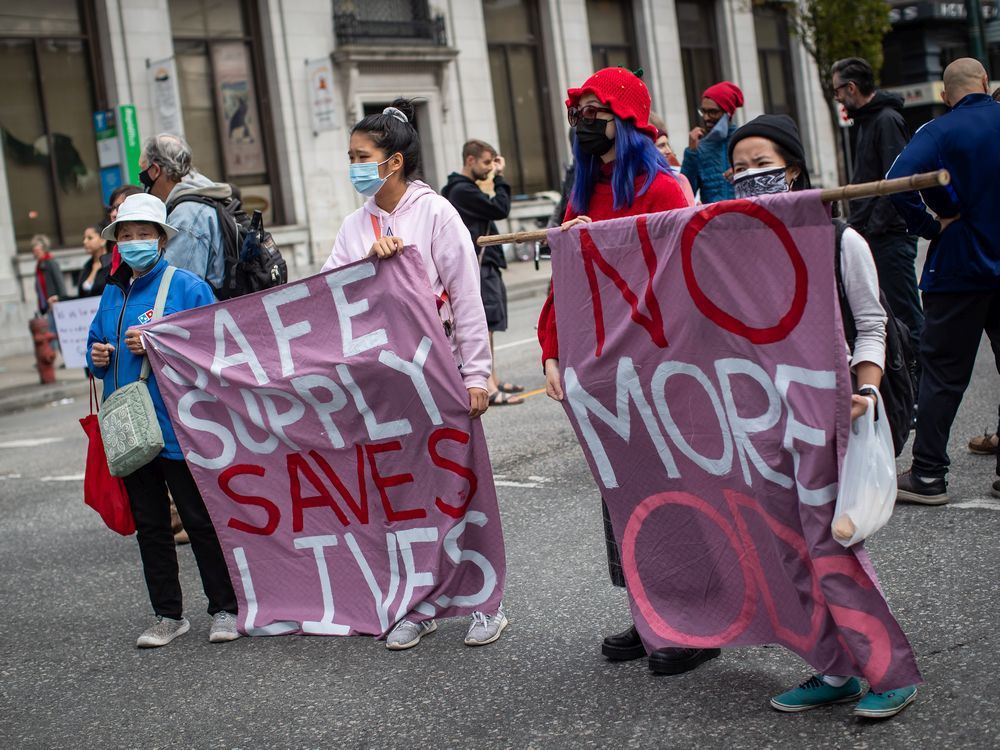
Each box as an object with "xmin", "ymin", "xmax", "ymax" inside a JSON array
[
  {"xmin": 498, "ymin": 382, "xmax": 526, "ymax": 394},
  {"xmin": 488, "ymin": 390, "xmax": 524, "ymax": 406}
]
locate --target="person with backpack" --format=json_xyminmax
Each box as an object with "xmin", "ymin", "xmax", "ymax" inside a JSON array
[
  {"xmin": 138, "ymin": 133, "xmax": 230, "ymax": 290},
  {"xmin": 321, "ymin": 98, "xmax": 506, "ymax": 650},
  {"xmin": 728, "ymin": 114, "xmax": 918, "ymax": 720}
]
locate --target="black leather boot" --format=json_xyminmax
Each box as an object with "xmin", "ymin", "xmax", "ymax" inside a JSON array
[
  {"xmin": 648, "ymin": 647, "xmax": 721, "ymax": 675},
  {"xmin": 601, "ymin": 624, "xmax": 646, "ymax": 661}
]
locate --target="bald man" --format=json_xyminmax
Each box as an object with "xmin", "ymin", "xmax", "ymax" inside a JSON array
[{"xmin": 887, "ymin": 58, "xmax": 1000, "ymax": 505}]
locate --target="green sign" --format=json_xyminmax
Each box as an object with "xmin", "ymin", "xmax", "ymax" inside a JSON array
[{"xmin": 118, "ymin": 104, "xmax": 141, "ymax": 184}]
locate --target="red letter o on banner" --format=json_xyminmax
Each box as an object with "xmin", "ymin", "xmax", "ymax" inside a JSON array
[{"xmin": 680, "ymin": 200, "xmax": 808, "ymax": 344}]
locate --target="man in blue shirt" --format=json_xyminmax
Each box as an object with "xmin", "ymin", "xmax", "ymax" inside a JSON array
[{"xmin": 887, "ymin": 58, "xmax": 1000, "ymax": 504}]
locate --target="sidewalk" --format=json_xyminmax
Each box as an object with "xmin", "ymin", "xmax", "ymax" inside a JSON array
[{"xmin": 0, "ymin": 259, "xmax": 551, "ymax": 417}]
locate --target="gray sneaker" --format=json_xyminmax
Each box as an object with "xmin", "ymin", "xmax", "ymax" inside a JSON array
[
  {"xmin": 136, "ymin": 616, "xmax": 190, "ymax": 648},
  {"xmin": 386, "ymin": 619, "xmax": 437, "ymax": 650},
  {"xmin": 209, "ymin": 611, "xmax": 241, "ymax": 643},
  {"xmin": 465, "ymin": 607, "xmax": 509, "ymax": 646}
]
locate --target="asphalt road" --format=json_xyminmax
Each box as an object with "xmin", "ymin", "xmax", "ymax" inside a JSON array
[{"xmin": 1, "ymin": 281, "xmax": 998, "ymax": 749}]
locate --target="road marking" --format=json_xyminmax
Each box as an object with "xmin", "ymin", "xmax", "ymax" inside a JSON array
[
  {"xmin": 0, "ymin": 473, "xmax": 22, "ymax": 480},
  {"xmin": 527, "ymin": 476, "xmax": 551, "ymax": 483},
  {"xmin": 40, "ymin": 474, "xmax": 85, "ymax": 482},
  {"xmin": 949, "ymin": 499, "xmax": 1000, "ymax": 511},
  {"xmin": 494, "ymin": 336, "xmax": 539, "ymax": 352},
  {"xmin": 494, "ymin": 480, "xmax": 540, "ymax": 488},
  {"xmin": 0, "ymin": 438, "xmax": 64, "ymax": 449}
]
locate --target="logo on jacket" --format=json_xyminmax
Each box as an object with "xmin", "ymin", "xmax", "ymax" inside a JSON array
[{"xmin": 137, "ymin": 309, "xmax": 155, "ymax": 325}]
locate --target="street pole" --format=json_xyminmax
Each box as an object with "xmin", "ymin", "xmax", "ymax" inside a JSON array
[{"xmin": 966, "ymin": 0, "xmax": 988, "ymax": 63}]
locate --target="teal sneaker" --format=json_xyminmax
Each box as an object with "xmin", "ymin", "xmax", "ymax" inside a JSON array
[
  {"xmin": 770, "ymin": 675, "xmax": 865, "ymax": 712},
  {"xmin": 853, "ymin": 685, "xmax": 917, "ymax": 719}
]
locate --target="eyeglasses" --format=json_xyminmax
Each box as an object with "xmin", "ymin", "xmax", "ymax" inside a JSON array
[
  {"xmin": 833, "ymin": 82, "xmax": 852, "ymax": 95},
  {"xmin": 698, "ymin": 107, "xmax": 725, "ymax": 120},
  {"xmin": 568, "ymin": 104, "xmax": 613, "ymax": 127}
]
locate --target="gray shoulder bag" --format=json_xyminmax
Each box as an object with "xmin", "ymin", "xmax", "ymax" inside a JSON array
[{"xmin": 100, "ymin": 266, "xmax": 176, "ymax": 477}]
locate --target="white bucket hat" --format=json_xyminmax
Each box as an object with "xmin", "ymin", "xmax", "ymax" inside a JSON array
[{"xmin": 101, "ymin": 193, "xmax": 178, "ymax": 241}]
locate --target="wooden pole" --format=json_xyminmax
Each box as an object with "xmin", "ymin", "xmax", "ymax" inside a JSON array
[{"xmin": 475, "ymin": 169, "xmax": 950, "ymax": 247}]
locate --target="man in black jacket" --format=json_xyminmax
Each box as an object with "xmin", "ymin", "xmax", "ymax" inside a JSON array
[
  {"xmin": 832, "ymin": 57, "xmax": 923, "ymax": 360},
  {"xmin": 442, "ymin": 140, "xmax": 524, "ymax": 404}
]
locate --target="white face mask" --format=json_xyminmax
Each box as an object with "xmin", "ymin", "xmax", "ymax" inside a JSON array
[{"xmin": 732, "ymin": 166, "xmax": 790, "ymax": 199}]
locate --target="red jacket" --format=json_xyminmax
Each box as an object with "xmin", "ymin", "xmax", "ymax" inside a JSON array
[{"xmin": 537, "ymin": 165, "xmax": 688, "ymax": 364}]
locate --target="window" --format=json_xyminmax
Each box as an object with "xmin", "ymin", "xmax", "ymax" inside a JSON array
[
  {"xmin": 169, "ymin": 0, "xmax": 281, "ymax": 223},
  {"xmin": 587, "ymin": 0, "xmax": 637, "ymax": 71},
  {"xmin": 333, "ymin": 0, "xmax": 446, "ymax": 46},
  {"xmin": 0, "ymin": 0, "xmax": 105, "ymax": 251},
  {"xmin": 676, "ymin": 0, "xmax": 722, "ymax": 126},
  {"xmin": 484, "ymin": 0, "xmax": 558, "ymax": 195},
  {"xmin": 754, "ymin": 3, "xmax": 799, "ymax": 119}
]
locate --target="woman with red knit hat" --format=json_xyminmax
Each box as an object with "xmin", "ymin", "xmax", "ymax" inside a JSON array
[
  {"xmin": 681, "ymin": 81, "xmax": 744, "ymax": 203},
  {"xmin": 537, "ymin": 67, "xmax": 710, "ymax": 677}
]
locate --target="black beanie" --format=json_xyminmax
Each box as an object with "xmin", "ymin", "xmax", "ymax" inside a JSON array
[{"xmin": 728, "ymin": 114, "xmax": 811, "ymax": 188}]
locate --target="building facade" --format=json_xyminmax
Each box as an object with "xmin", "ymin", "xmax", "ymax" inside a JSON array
[{"xmin": 0, "ymin": 0, "xmax": 840, "ymax": 354}]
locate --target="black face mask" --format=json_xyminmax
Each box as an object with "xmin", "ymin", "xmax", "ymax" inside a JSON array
[
  {"xmin": 575, "ymin": 118, "xmax": 615, "ymax": 157},
  {"xmin": 138, "ymin": 167, "xmax": 156, "ymax": 193}
]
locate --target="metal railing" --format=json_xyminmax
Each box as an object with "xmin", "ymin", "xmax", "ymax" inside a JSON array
[{"xmin": 333, "ymin": 0, "xmax": 447, "ymax": 46}]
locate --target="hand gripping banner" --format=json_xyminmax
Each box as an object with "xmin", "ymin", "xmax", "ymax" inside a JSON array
[
  {"xmin": 142, "ymin": 252, "xmax": 505, "ymax": 636},
  {"xmin": 547, "ymin": 191, "xmax": 920, "ymax": 691}
]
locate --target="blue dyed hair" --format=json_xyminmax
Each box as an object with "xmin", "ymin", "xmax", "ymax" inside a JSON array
[{"xmin": 569, "ymin": 117, "xmax": 671, "ymax": 215}]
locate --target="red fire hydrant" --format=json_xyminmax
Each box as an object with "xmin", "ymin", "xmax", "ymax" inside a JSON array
[{"xmin": 29, "ymin": 317, "xmax": 57, "ymax": 384}]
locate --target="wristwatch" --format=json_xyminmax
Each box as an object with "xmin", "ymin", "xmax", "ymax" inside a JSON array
[{"xmin": 857, "ymin": 385, "xmax": 878, "ymax": 400}]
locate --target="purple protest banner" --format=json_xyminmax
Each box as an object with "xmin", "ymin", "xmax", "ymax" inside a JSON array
[
  {"xmin": 141, "ymin": 251, "xmax": 505, "ymax": 636},
  {"xmin": 548, "ymin": 191, "xmax": 921, "ymax": 690}
]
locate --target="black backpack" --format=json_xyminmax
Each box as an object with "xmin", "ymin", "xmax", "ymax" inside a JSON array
[
  {"xmin": 169, "ymin": 193, "xmax": 287, "ymax": 300},
  {"xmin": 833, "ymin": 220, "xmax": 917, "ymax": 457}
]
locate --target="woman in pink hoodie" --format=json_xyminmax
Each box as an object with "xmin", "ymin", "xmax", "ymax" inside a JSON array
[{"xmin": 322, "ymin": 98, "xmax": 507, "ymax": 650}]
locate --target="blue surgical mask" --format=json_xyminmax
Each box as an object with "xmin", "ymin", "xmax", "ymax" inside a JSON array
[
  {"xmin": 349, "ymin": 157, "xmax": 395, "ymax": 197},
  {"xmin": 118, "ymin": 239, "xmax": 161, "ymax": 271}
]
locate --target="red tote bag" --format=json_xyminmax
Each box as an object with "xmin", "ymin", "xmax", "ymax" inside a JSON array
[{"xmin": 80, "ymin": 377, "xmax": 135, "ymax": 535}]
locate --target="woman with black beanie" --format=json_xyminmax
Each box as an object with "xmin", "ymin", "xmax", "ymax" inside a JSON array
[{"xmin": 728, "ymin": 114, "xmax": 919, "ymax": 720}]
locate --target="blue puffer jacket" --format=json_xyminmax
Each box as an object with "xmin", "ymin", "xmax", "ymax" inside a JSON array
[
  {"xmin": 887, "ymin": 93, "xmax": 1000, "ymax": 293},
  {"xmin": 681, "ymin": 120, "xmax": 737, "ymax": 203},
  {"xmin": 87, "ymin": 256, "xmax": 216, "ymax": 460}
]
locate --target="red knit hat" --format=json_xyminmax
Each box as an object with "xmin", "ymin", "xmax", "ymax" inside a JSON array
[
  {"xmin": 701, "ymin": 81, "xmax": 745, "ymax": 116},
  {"xmin": 566, "ymin": 67, "xmax": 656, "ymax": 139}
]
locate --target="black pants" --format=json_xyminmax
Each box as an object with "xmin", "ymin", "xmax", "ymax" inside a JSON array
[
  {"xmin": 868, "ymin": 233, "xmax": 924, "ymax": 360},
  {"xmin": 123, "ymin": 457, "xmax": 237, "ymax": 619},
  {"xmin": 912, "ymin": 289, "xmax": 1000, "ymax": 479},
  {"xmin": 602, "ymin": 499, "xmax": 626, "ymax": 588}
]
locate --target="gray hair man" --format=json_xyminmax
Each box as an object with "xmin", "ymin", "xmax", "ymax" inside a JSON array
[{"xmin": 138, "ymin": 133, "xmax": 231, "ymax": 290}]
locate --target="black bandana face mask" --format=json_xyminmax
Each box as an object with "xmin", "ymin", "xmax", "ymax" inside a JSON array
[
  {"xmin": 575, "ymin": 118, "xmax": 615, "ymax": 157},
  {"xmin": 733, "ymin": 166, "xmax": 789, "ymax": 199}
]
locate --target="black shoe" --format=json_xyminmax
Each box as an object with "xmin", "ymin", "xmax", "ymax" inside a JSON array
[
  {"xmin": 648, "ymin": 647, "xmax": 721, "ymax": 675},
  {"xmin": 897, "ymin": 470, "xmax": 948, "ymax": 505},
  {"xmin": 602, "ymin": 625, "xmax": 646, "ymax": 661}
]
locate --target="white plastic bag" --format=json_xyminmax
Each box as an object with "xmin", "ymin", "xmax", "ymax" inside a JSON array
[{"xmin": 831, "ymin": 387, "xmax": 897, "ymax": 547}]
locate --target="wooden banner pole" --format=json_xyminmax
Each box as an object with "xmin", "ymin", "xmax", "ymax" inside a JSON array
[{"xmin": 475, "ymin": 169, "xmax": 950, "ymax": 247}]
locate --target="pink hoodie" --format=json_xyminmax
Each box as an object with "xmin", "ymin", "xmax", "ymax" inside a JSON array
[{"xmin": 322, "ymin": 181, "xmax": 491, "ymax": 392}]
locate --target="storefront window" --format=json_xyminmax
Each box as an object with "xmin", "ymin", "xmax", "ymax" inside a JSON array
[
  {"xmin": 676, "ymin": 0, "xmax": 722, "ymax": 127},
  {"xmin": 0, "ymin": 1, "xmax": 105, "ymax": 251},
  {"xmin": 170, "ymin": 0, "xmax": 281, "ymax": 224},
  {"xmin": 587, "ymin": 0, "xmax": 637, "ymax": 71},
  {"xmin": 484, "ymin": 0, "xmax": 558, "ymax": 195},
  {"xmin": 754, "ymin": 4, "xmax": 799, "ymax": 119}
]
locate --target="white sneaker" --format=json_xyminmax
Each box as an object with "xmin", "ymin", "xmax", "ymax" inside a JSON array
[
  {"xmin": 386, "ymin": 619, "xmax": 437, "ymax": 650},
  {"xmin": 136, "ymin": 616, "xmax": 190, "ymax": 648},
  {"xmin": 209, "ymin": 611, "xmax": 241, "ymax": 643},
  {"xmin": 465, "ymin": 607, "xmax": 509, "ymax": 646}
]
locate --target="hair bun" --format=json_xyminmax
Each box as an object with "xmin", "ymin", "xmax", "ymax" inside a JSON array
[{"xmin": 388, "ymin": 97, "xmax": 416, "ymax": 125}]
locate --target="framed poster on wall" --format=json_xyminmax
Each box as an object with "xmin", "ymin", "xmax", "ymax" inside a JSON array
[{"xmin": 211, "ymin": 41, "xmax": 265, "ymax": 176}]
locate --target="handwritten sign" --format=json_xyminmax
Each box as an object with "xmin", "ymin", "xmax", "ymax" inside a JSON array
[
  {"xmin": 143, "ymin": 252, "xmax": 505, "ymax": 636},
  {"xmin": 548, "ymin": 192, "xmax": 921, "ymax": 691},
  {"xmin": 53, "ymin": 297, "xmax": 102, "ymax": 369}
]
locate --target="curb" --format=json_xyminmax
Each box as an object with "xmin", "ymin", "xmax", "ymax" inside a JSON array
[{"xmin": 0, "ymin": 380, "xmax": 90, "ymax": 417}]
